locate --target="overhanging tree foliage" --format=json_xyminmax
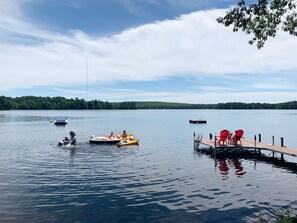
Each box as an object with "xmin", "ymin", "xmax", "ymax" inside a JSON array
[{"xmin": 217, "ymin": 0, "xmax": 297, "ymax": 48}]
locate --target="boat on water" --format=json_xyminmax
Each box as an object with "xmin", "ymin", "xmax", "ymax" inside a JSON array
[
  {"xmin": 117, "ymin": 138, "xmax": 139, "ymax": 147},
  {"xmin": 89, "ymin": 133, "xmax": 135, "ymax": 145},
  {"xmin": 54, "ymin": 116, "xmax": 68, "ymax": 125},
  {"xmin": 89, "ymin": 135, "xmax": 121, "ymax": 144},
  {"xmin": 189, "ymin": 119, "xmax": 207, "ymax": 124}
]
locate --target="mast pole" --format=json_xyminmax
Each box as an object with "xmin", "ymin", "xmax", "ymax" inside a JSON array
[{"xmin": 86, "ymin": 55, "xmax": 88, "ymax": 101}]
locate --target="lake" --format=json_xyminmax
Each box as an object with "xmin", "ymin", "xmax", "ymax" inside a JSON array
[{"xmin": 0, "ymin": 109, "xmax": 296, "ymax": 223}]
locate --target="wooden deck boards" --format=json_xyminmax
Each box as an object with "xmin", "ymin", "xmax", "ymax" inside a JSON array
[{"xmin": 197, "ymin": 138, "xmax": 297, "ymax": 157}]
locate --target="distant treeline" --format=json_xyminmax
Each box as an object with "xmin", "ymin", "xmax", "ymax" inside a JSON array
[
  {"xmin": 0, "ymin": 96, "xmax": 136, "ymax": 110},
  {"xmin": 1, "ymin": 96, "xmax": 297, "ymax": 110},
  {"xmin": 135, "ymin": 101, "xmax": 297, "ymax": 109}
]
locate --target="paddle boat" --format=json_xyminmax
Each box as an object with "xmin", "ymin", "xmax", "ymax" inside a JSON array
[
  {"xmin": 89, "ymin": 134, "xmax": 121, "ymax": 144},
  {"xmin": 117, "ymin": 138, "xmax": 139, "ymax": 147}
]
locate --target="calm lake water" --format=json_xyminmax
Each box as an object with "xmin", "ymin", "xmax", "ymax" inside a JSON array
[{"xmin": 0, "ymin": 109, "xmax": 297, "ymax": 223}]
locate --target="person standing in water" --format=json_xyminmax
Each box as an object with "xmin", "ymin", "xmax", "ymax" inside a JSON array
[
  {"xmin": 69, "ymin": 130, "xmax": 76, "ymax": 145},
  {"xmin": 59, "ymin": 130, "xmax": 76, "ymax": 146}
]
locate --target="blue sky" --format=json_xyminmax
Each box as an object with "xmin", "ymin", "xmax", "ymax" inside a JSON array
[{"xmin": 1, "ymin": 0, "xmax": 297, "ymax": 103}]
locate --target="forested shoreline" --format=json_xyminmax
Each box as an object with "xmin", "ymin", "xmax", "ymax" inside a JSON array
[
  {"xmin": 135, "ymin": 101, "xmax": 297, "ymax": 109},
  {"xmin": 0, "ymin": 96, "xmax": 136, "ymax": 110},
  {"xmin": 1, "ymin": 96, "xmax": 297, "ymax": 110}
]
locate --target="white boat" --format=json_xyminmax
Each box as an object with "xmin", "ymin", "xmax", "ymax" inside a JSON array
[{"xmin": 89, "ymin": 135, "xmax": 121, "ymax": 144}]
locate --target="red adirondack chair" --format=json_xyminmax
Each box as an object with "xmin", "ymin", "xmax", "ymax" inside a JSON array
[
  {"xmin": 230, "ymin": 129, "xmax": 244, "ymax": 145},
  {"xmin": 215, "ymin": 129, "xmax": 229, "ymax": 145}
]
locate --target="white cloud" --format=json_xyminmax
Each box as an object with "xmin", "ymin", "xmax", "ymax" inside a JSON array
[
  {"xmin": 253, "ymin": 83, "xmax": 295, "ymax": 90},
  {"xmin": 0, "ymin": 0, "xmax": 297, "ymax": 103}
]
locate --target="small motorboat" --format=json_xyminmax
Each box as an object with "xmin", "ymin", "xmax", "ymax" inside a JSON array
[
  {"xmin": 117, "ymin": 138, "xmax": 139, "ymax": 147},
  {"xmin": 89, "ymin": 135, "xmax": 121, "ymax": 144},
  {"xmin": 54, "ymin": 116, "xmax": 68, "ymax": 125}
]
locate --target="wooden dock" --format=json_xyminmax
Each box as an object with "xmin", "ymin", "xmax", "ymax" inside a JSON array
[{"xmin": 194, "ymin": 133, "xmax": 297, "ymax": 161}]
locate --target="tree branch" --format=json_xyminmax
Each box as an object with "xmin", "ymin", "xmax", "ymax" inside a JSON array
[{"xmin": 217, "ymin": 0, "xmax": 297, "ymax": 49}]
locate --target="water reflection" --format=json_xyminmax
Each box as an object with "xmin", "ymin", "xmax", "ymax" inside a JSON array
[
  {"xmin": 194, "ymin": 147, "xmax": 297, "ymax": 174},
  {"xmin": 69, "ymin": 147, "xmax": 76, "ymax": 163},
  {"xmin": 218, "ymin": 158, "xmax": 246, "ymax": 179},
  {"xmin": 59, "ymin": 146, "xmax": 77, "ymax": 164}
]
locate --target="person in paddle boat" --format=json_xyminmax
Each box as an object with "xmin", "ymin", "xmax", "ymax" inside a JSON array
[
  {"xmin": 108, "ymin": 132, "xmax": 114, "ymax": 139},
  {"xmin": 121, "ymin": 130, "xmax": 128, "ymax": 139}
]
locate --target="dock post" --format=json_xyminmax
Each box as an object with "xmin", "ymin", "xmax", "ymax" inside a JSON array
[
  {"xmin": 213, "ymin": 146, "xmax": 216, "ymax": 163},
  {"xmin": 254, "ymin": 135, "xmax": 257, "ymax": 155},
  {"xmin": 257, "ymin": 134, "xmax": 261, "ymax": 155},
  {"xmin": 281, "ymin": 137, "xmax": 284, "ymax": 161},
  {"xmin": 254, "ymin": 135, "xmax": 256, "ymax": 147}
]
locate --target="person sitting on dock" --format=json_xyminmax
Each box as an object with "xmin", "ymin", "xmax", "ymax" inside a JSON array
[{"xmin": 230, "ymin": 129, "xmax": 244, "ymax": 145}]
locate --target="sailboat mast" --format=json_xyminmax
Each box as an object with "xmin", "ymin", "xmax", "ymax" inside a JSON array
[{"xmin": 86, "ymin": 56, "xmax": 88, "ymax": 101}]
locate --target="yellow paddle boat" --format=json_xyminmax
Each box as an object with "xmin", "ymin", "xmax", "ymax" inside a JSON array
[{"xmin": 117, "ymin": 138, "xmax": 139, "ymax": 147}]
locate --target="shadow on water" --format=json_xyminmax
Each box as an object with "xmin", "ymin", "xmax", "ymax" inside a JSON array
[{"xmin": 194, "ymin": 147, "xmax": 297, "ymax": 174}]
